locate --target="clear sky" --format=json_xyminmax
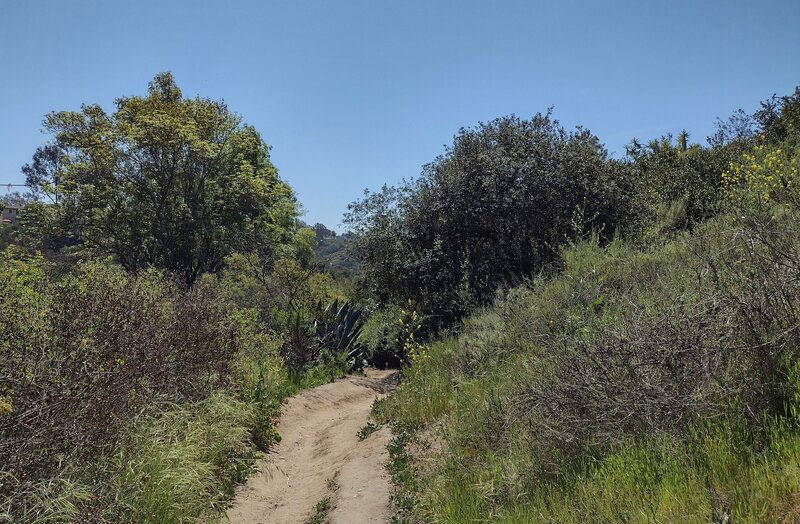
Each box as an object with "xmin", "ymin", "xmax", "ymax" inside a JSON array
[{"xmin": 1, "ymin": 1, "xmax": 798, "ymax": 228}]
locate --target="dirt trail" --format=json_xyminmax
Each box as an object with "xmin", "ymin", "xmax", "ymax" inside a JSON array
[{"xmin": 226, "ymin": 369, "xmax": 398, "ymax": 524}]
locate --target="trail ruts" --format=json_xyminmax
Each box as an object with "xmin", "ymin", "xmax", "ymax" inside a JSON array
[{"xmin": 226, "ymin": 369, "xmax": 398, "ymax": 524}]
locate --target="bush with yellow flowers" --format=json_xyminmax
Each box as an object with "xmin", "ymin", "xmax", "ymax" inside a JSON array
[
  {"xmin": 398, "ymin": 301, "xmax": 428, "ymax": 371},
  {"xmin": 722, "ymin": 143, "xmax": 800, "ymax": 207}
]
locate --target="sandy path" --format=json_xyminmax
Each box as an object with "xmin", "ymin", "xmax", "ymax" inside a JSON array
[{"xmin": 226, "ymin": 369, "xmax": 398, "ymax": 524}]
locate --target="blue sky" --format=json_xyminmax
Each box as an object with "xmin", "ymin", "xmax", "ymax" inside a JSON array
[{"xmin": 1, "ymin": 1, "xmax": 798, "ymax": 228}]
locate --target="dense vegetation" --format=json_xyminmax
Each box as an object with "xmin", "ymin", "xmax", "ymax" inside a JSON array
[
  {"xmin": 21, "ymin": 73, "xmax": 303, "ymax": 287},
  {"xmin": 0, "ymin": 75, "xmax": 362, "ymax": 523},
  {"xmin": 346, "ymin": 112, "xmax": 643, "ymax": 328},
  {"xmin": 3, "ymin": 69, "xmax": 800, "ymax": 523},
  {"xmin": 368, "ymin": 87, "xmax": 800, "ymax": 522}
]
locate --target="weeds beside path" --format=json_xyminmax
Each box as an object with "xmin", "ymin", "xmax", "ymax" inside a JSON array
[{"xmin": 226, "ymin": 369, "xmax": 398, "ymax": 524}]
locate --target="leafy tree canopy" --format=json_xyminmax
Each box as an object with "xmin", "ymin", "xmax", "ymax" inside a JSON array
[
  {"xmin": 23, "ymin": 72, "xmax": 299, "ymax": 285},
  {"xmin": 345, "ymin": 112, "xmax": 642, "ymax": 326}
]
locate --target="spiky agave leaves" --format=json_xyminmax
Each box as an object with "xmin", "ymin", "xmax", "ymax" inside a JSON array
[{"xmin": 315, "ymin": 299, "xmax": 366, "ymax": 369}]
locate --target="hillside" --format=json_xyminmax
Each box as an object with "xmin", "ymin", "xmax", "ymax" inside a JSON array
[
  {"xmin": 366, "ymin": 88, "xmax": 800, "ymax": 522},
  {"xmin": 309, "ymin": 223, "xmax": 361, "ymax": 276}
]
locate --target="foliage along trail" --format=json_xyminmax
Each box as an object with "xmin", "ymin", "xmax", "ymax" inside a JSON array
[{"xmin": 226, "ymin": 369, "xmax": 398, "ymax": 524}]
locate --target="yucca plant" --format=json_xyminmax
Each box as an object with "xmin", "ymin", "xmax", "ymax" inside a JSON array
[{"xmin": 314, "ymin": 299, "xmax": 366, "ymax": 370}]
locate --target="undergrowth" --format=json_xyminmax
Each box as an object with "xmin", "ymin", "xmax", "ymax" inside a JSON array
[
  {"xmin": 376, "ymin": 166, "xmax": 800, "ymax": 522},
  {"xmin": 0, "ymin": 259, "xmax": 349, "ymax": 523},
  {"xmin": 383, "ymin": 422, "xmax": 420, "ymax": 524}
]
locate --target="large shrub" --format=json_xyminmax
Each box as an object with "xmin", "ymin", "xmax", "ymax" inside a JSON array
[
  {"xmin": 346, "ymin": 112, "xmax": 644, "ymax": 328},
  {"xmin": 0, "ymin": 255, "xmax": 240, "ymax": 482}
]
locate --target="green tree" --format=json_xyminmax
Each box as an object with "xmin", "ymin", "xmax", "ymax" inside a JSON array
[
  {"xmin": 23, "ymin": 72, "xmax": 299, "ymax": 286},
  {"xmin": 754, "ymin": 86, "xmax": 800, "ymax": 146},
  {"xmin": 625, "ymin": 132, "xmax": 743, "ymax": 227},
  {"xmin": 346, "ymin": 112, "xmax": 643, "ymax": 327}
]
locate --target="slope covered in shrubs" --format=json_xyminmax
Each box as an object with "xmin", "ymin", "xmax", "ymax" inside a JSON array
[
  {"xmin": 378, "ymin": 196, "xmax": 800, "ymax": 522},
  {"xmin": 372, "ymin": 91, "xmax": 800, "ymax": 522}
]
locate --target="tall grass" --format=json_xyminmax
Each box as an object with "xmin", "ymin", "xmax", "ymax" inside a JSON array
[
  {"xmin": 0, "ymin": 474, "xmax": 90, "ymax": 524},
  {"xmin": 0, "ymin": 344, "xmax": 326, "ymax": 523},
  {"xmin": 102, "ymin": 394, "xmax": 257, "ymax": 523},
  {"xmin": 444, "ymin": 413, "xmax": 800, "ymax": 523}
]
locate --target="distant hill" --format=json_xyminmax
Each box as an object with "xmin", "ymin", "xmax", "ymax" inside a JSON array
[{"xmin": 308, "ymin": 223, "xmax": 360, "ymax": 275}]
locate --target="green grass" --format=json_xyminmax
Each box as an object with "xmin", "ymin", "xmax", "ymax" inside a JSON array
[
  {"xmin": 98, "ymin": 353, "xmax": 349, "ymax": 523},
  {"xmin": 0, "ymin": 339, "xmax": 347, "ymax": 523},
  {"xmin": 384, "ymin": 423, "xmax": 421, "ymax": 524},
  {"xmin": 385, "ymin": 363, "xmax": 800, "ymax": 523},
  {"xmin": 485, "ymin": 418, "xmax": 800, "ymax": 523},
  {"xmin": 0, "ymin": 393, "xmax": 261, "ymax": 524},
  {"xmin": 305, "ymin": 496, "xmax": 334, "ymax": 524},
  {"xmin": 102, "ymin": 394, "xmax": 258, "ymax": 523},
  {"xmin": 357, "ymin": 422, "xmax": 382, "ymax": 441},
  {"xmin": 0, "ymin": 473, "xmax": 90, "ymax": 524}
]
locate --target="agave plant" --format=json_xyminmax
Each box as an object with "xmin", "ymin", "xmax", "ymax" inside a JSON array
[{"xmin": 314, "ymin": 299, "xmax": 365, "ymax": 368}]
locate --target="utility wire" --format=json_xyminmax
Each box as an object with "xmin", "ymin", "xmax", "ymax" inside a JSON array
[{"xmin": 0, "ymin": 183, "xmax": 28, "ymax": 192}]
